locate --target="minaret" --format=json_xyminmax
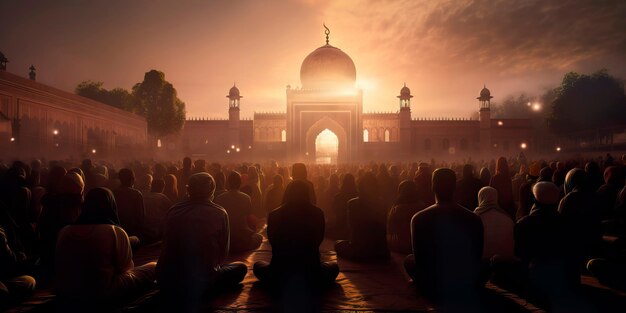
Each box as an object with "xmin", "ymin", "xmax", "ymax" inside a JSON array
[
  {"xmin": 227, "ymin": 83, "xmax": 242, "ymax": 149},
  {"xmin": 398, "ymin": 83, "xmax": 413, "ymax": 154},
  {"xmin": 478, "ymin": 85, "xmax": 493, "ymax": 153},
  {"xmin": 29, "ymin": 65, "xmax": 36, "ymax": 80}
]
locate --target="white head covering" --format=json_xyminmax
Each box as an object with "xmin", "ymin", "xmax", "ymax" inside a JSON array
[{"xmin": 474, "ymin": 186, "xmax": 501, "ymax": 215}]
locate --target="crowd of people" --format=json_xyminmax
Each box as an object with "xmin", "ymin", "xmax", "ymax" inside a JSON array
[{"xmin": 0, "ymin": 152, "xmax": 625, "ymax": 312}]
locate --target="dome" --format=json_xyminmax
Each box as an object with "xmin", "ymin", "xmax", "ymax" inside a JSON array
[
  {"xmin": 477, "ymin": 85, "xmax": 493, "ymax": 100},
  {"xmin": 300, "ymin": 44, "xmax": 356, "ymax": 90},
  {"xmin": 480, "ymin": 86, "xmax": 491, "ymax": 97},
  {"xmin": 398, "ymin": 83, "xmax": 413, "ymax": 99},
  {"xmin": 227, "ymin": 84, "xmax": 241, "ymax": 99}
]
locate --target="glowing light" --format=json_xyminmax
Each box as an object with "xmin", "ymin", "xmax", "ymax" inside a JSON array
[
  {"xmin": 236, "ymin": 147, "xmax": 240, "ymax": 152},
  {"xmin": 497, "ymin": 121, "xmax": 503, "ymax": 126},
  {"xmin": 53, "ymin": 129, "xmax": 59, "ymax": 135},
  {"xmin": 248, "ymin": 145, "xmax": 252, "ymax": 149},
  {"xmin": 55, "ymin": 143, "xmax": 59, "ymax": 147},
  {"xmin": 556, "ymin": 147, "xmax": 561, "ymax": 152},
  {"xmin": 527, "ymin": 102, "xmax": 531, "ymax": 107},
  {"xmin": 10, "ymin": 137, "xmax": 15, "ymax": 142},
  {"xmin": 315, "ymin": 129, "xmax": 338, "ymax": 164},
  {"xmin": 226, "ymin": 150, "xmax": 231, "ymax": 154},
  {"xmin": 532, "ymin": 103, "xmax": 541, "ymax": 111},
  {"xmin": 231, "ymin": 145, "xmax": 235, "ymax": 149},
  {"xmin": 91, "ymin": 149, "xmax": 97, "ymax": 154},
  {"xmin": 520, "ymin": 142, "xmax": 527, "ymax": 149}
]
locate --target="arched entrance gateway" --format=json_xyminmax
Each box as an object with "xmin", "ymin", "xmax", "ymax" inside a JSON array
[{"xmin": 286, "ymin": 27, "xmax": 362, "ymax": 163}]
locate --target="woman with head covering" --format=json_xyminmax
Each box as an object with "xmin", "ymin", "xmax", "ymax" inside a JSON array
[
  {"xmin": 335, "ymin": 172, "xmax": 389, "ymax": 261},
  {"xmin": 489, "ymin": 157, "xmax": 515, "ymax": 219},
  {"xmin": 327, "ymin": 173, "xmax": 358, "ymax": 239},
  {"xmin": 253, "ymin": 180, "xmax": 339, "ymax": 298},
  {"xmin": 387, "ymin": 180, "xmax": 424, "ymax": 254},
  {"xmin": 55, "ymin": 188, "xmax": 156, "ymax": 309},
  {"xmin": 163, "ymin": 174, "xmax": 178, "ymax": 202},
  {"xmin": 474, "ymin": 187, "xmax": 514, "ymax": 260}
]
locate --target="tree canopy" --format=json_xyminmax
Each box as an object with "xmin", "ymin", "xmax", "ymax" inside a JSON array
[
  {"xmin": 75, "ymin": 70, "xmax": 186, "ymax": 138},
  {"xmin": 546, "ymin": 69, "xmax": 626, "ymax": 139}
]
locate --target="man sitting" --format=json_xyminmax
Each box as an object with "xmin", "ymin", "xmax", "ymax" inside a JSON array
[
  {"xmin": 404, "ymin": 168, "xmax": 484, "ymax": 312},
  {"xmin": 157, "ymin": 173, "xmax": 247, "ymax": 311},
  {"xmin": 215, "ymin": 171, "xmax": 263, "ymax": 253}
]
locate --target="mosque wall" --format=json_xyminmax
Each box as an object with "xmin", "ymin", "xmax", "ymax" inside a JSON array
[{"xmin": 0, "ymin": 70, "xmax": 147, "ymax": 158}]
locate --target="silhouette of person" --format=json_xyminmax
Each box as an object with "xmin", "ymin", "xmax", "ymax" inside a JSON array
[
  {"xmin": 55, "ymin": 188, "xmax": 156, "ymax": 308},
  {"xmin": 387, "ymin": 180, "xmax": 424, "ymax": 254},
  {"xmin": 253, "ymin": 180, "xmax": 338, "ymax": 288},
  {"xmin": 335, "ymin": 172, "xmax": 390, "ymax": 261},
  {"xmin": 157, "ymin": 173, "xmax": 247, "ymax": 311},
  {"xmin": 455, "ymin": 164, "xmax": 484, "ymax": 210},
  {"xmin": 490, "ymin": 157, "xmax": 515, "ymax": 219},
  {"xmin": 142, "ymin": 178, "xmax": 172, "ymax": 243},
  {"xmin": 215, "ymin": 171, "xmax": 263, "ymax": 253},
  {"xmin": 113, "ymin": 168, "xmax": 145, "ymax": 244},
  {"xmin": 404, "ymin": 168, "xmax": 484, "ymax": 311}
]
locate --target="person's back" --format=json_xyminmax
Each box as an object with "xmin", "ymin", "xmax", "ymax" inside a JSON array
[
  {"xmin": 114, "ymin": 169, "xmax": 145, "ymax": 239},
  {"xmin": 143, "ymin": 179, "xmax": 172, "ymax": 243},
  {"xmin": 157, "ymin": 172, "xmax": 246, "ymax": 309},
  {"xmin": 55, "ymin": 188, "xmax": 155, "ymax": 305},
  {"xmin": 405, "ymin": 168, "xmax": 484, "ymax": 309},
  {"xmin": 455, "ymin": 164, "xmax": 483, "ymax": 210},
  {"xmin": 387, "ymin": 180, "xmax": 424, "ymax": 254},
  {"xmin": 490, "ymin": 157, "xmax": 515, "ymax": 219},
  {"xmin": 474, "ymin": 187, "xmax": 514, "ymax": 259},
  {"xmin": 263, "ymin": 175, "xmax": 284, "ymax": 214},
  {"xmin": 214, "ymin": 171, "xmax": 262, "ymax": 253}
]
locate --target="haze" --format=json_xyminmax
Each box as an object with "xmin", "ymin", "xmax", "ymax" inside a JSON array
[{"xmin": 1, "ymin": 0, "xmax": 625, "ymax": 119}]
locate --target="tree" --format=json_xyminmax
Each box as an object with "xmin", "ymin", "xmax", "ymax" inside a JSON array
[
  {"xmin": 546, "ymin": 69, "xmax": 626, "ymax": 143},
  {"xmin": 132, "ymin": 70, "xmax": 186, "ymax": 139},
  {"xmin": 76, "ymin": 81, "xmax": 137, "ymax": 112}
]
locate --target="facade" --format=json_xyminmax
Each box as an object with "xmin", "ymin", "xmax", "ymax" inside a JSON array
[
  {"xmin": 173, "ymin": 30, "xmax": 533, "ymax": 163},
  {"xmin": 0, "ymin": 69, "xmax": 148, "ymax": 159}
]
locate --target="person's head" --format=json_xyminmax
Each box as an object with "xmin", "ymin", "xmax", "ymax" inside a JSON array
[
  {"xmin": 68, "ymin": 167, "xmax": 86, "ymax": 183},
  {"xmin": 227, "ymin": 171, "xmax": 242, "ymax": 190},
  {"xmin": 604, "ymin": 166, "xmax": 626, "ymax": 187},
  {"xmin": 539, "ymin": 167, "xmax": 553, "ymax": 182},
  {"xmin": 340, "ymin": 173, "xmax": 357, "ymax": 194},
  {"xmin": 564, "ymin": 168, "xmax": 587, "ymax": 194},
  {"xmin": 183, "ymin": 157, "xmax": 192, "ymax": 170},
  {"xmin": 187, "ymin": 172, "xmax": 215, "ymax": 201},
  {"xmin": 396, "ymin": 180, "xmax": 419, "ymax": 205},
  {"xmin": 272, "ymin": 174, "xmax": 284, "ymax": 188},
  {"xmin": 432, "ymin": 168, "xmax": 456, "ymax": 203},
  {"xmin": 118, "ymin": 168, "xmax": 135, "ymax": 187},
  {"xmin": 151, "ymin": 178, "xmax": 166, "ymax": 193},
  {"xmin": 282, "ymin": 180, "xmax": 311, "ymax": 206},
  {"xmin": 357, "ymin": 172, "xmax": 378, "ymax": 198},
  {"xmin": 60, "ymin": 172, "xmax": 85, "ymax": 196},
  {"xmin": 47, "ymin": 165, "xmax": 67, "ymax": 193},
  {"xmin": 496, "ymin": 157, "xmax": 509, "ymax": 176},
  {"xmin": 77, "ymin": 187, "xmax": 120, "ymax": 225},
  {"xmin": 81, "ymin": 159, "xmax": 93, "ymax": 171},
  {"xmin": 528, "ymin": 162, "xmax": 541, "ymax": 179},
  {"xmin": 532, "ymin": 181, "xmax": 560, "ymax": 207},
  {"xmin": 462, "ymin": 164, "xmax": 474, "ymax": 179},
  {"xmin": 477, "ymin": 186, "xmax": 498, "ymax": 209},
  {"xmin": 136, "ymin": 173, "xmax": 153, "ymax": 191},
  {"xmin": 292, "ymin": 163, "xmax": 308, "ymax": 180}
]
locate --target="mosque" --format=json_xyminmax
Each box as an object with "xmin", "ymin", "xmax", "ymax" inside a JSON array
[{"xmin": 172, "ymin": 28, "xmax": 533, "ymax": 163}]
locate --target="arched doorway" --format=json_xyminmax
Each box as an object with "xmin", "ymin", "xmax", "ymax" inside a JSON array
[
  {"xmin": 305, "ymin": 116, "xmax": 348, "ymax": 163},
  {"xmin": 315, "ymin": 129, "xmax": 338, "ymax": 164}
]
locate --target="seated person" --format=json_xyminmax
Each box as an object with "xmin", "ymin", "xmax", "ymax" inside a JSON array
[
  {"xmin": 55, "ymin": 188, "xmax": 156, "ymax": 307},
  {"xmin": 254, "ymin": 180, "xmax": 338, "ymax": 287},
  {"xmin": 157, "ymin": 173, "xmax": 247, "ymax": 311},
  {"xmin": 335, "ymin": 173, "xmax": 389, "ymax": 261},
  {"xmin": 404, "ymin": 168, "xmax": 484, "ymax": 311},
  {"xmin": 143, "ymin": 178, "xmax": 172, "ymax": 243},
  {"xmin": 113, "ymin": 169, "xmax": 145, "ymax": 242},
  {"xmin": 387, "ymin": 180, "xmax": 424, "ymax": 254},
  {"xmin": 474, "ymin": 187, "xmax": 514, "ymax": 260},
  {"xmin": 516, "ymin": 182, "xmax": 583, "ymax": 309},
  {"xmin": 215, "ymin": 171, "xmax": 263, "ymax": 253},
  {"xmin": 0, "ymin": 202, "xmax": 35, "ymax": 308}
]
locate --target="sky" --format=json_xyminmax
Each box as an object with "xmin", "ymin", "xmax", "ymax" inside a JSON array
[{"xmin": 1, "ymin": 0, "xmax": 625, "ymax": 119}]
